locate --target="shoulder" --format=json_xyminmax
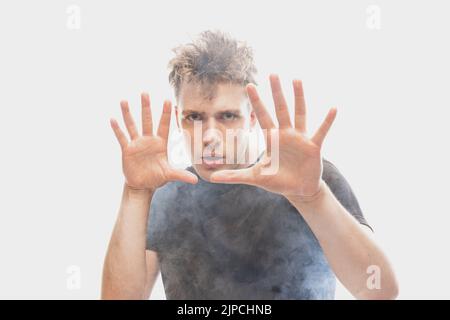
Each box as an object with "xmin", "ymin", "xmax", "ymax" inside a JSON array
[
  {"xmin": 322, "ymin": 157, "xmax": 352, "ymax": 193},
  {"xmin": 322, "ymin": 158, "xmax": 342, "ymax": 179},
  {"xmin": 321, "ymin": 157, "xmax": 359, "ymax": 207},
  {"xmin": 321, "ymin": 157, "xmax": 372, "ymax": 229}
]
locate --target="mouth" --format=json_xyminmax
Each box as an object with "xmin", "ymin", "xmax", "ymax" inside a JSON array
[{"xmin": 201, "ymin": 156, "xmax": 225, "ymax": 168}]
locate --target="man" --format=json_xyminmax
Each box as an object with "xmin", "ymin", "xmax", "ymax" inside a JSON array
[{"xmin": 101, "ymin": 30, "xmax": 398, "ymax": 299}]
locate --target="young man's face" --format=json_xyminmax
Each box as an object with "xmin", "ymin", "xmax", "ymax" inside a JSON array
[{"xmin": 175, "ymin": 81, "xmax": 257, "ymax": 181}]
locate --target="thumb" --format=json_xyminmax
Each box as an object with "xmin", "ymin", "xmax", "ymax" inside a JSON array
[
  {"xmin": 210, "ymin": 168, "xmax": 254, "ymax": 185},
  {"xmin": 167, "ymin": 169, "xmax": 198, "ymax": 185}
]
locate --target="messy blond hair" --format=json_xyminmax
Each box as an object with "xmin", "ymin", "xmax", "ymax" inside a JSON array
[{"xmin": 168, "ymin": 30, "xmax": 258, "ymax": 101}]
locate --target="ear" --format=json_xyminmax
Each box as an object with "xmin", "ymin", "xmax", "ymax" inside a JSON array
[
  {"xmin": 174, "ymin": 105, "xmax": 181, "ymax": 130},
  {"xmin": 249, "ymin": 108, "xmax": 257, "ymax": 129}
]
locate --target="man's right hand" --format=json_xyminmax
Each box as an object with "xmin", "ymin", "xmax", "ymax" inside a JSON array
[{"xmin": 110, "ymin": 92, "xmax": 198, "ymax": 192}]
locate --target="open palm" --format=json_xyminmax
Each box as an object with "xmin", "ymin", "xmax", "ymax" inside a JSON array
[
  {"xmin": 210, "ymin": 74, "xmax": 337, "ymax": 199},
  {"xmin": 110, "ymin": 93, "xmax": 198, "ymax": 191}
]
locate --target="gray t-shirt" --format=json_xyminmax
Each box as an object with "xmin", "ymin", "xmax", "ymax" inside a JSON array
[{"xmin": 146, "ymin": 158, "xmax": 370, "ymax": 299}]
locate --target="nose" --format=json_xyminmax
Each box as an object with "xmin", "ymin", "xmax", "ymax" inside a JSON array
[{"xmin": 202, "ymin": 118, "xmax": 222, "ymax": 153}]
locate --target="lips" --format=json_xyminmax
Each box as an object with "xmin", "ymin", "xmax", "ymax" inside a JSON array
[{"xmin": 202, "ymin": 155, "xmax": 225, "ymax": 168}]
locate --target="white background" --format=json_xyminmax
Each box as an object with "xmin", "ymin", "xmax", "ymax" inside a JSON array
[{"xmin": 0, "ymin": 0, "xmax": 449, "ymax": 299}]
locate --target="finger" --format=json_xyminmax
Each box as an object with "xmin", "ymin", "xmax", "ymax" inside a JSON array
[
  {"xmin": 120, "ymin": 100, "xmax": 139, "ymax": 140},
  {"xmin": 110, "ymin": 118, "xmax": 128, "ymax": 149},
  {"xmin": 311, "ymin": 107, "xmax": 337, "ymax": 147},
  {"xmin": 293, "ymin": 79, "xmax": 307, "ymax": 133},
  {"xmin": 209, "ymin": 168, "xmax": 255, "ymax": 185},
  {"xmin": 166, "ymin": 169, "xmax": 198, "ymax": 185},
  {"xmin": 157, "ymin": 100, "xmax": 172, "ymax": 140},
  {"xmin": 269, "ymin": 74, "xmax": 292, "ymax": 128},
  {"xmin": 141, "ymin": 92, "xmax": 153, "ymax": 136},
  {"xmin": 246, "ymin": 84, "xmax": 276, "ymax": 130},
  {"xmin": 263, "ymin": 128, "xmax": 279, "ymax": 157}
]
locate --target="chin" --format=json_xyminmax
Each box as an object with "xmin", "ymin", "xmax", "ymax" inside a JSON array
[{"xmin": 193, "ymin": 164, "xmax": 225, "ymax": 181}]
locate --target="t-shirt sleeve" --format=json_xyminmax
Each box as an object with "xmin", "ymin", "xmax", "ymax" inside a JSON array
[
  {"xmin": 146, "ymin": 186, "xmax": 171, "ymax": 252},
  {"xmin": 322, "ymin": 158, "xmax": 373, "ymax": 232},
  {"xmin": 146, "ymin": 216, "xmax": 159, "ymax": 252}
]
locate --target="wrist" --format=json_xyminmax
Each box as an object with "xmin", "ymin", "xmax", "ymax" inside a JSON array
[
  {"xmin": 123, "ymin": 182, "xmax": 155, "ymax": 198},
  {"xmin": 284, "ymin": 180, "xmax": 327, "ymax": 205}
]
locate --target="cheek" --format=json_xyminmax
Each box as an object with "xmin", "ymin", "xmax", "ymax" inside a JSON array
[
  {"xmin": 232, "ymin": 117, "xmax": 247, "ymax": 128},
  {"xmin": 224, "ymin": 128, "xmax": 249, "ymax": 151},
  {"xmin": 181, "ymin": 129, "xmax": 194, "ymax": 153},
  {"xmin": 223, "ymin": 118, "xmax": 248, "ymax": 139}
]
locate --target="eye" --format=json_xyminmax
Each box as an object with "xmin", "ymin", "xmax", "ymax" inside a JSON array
[
  {"xmin": 185, "ymin": 113, "xmax": 202, "ymax": 121},
  {"xmin": 221, "ymin": 112, "xmax": 239, "ymax": 121}
]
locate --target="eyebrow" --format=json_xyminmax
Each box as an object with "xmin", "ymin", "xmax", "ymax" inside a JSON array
[
  {"xmin": 182, "ymin": 109, "xmax": 206, "ymax": 116},
  {"xmin": 182, "ymin": 108, "xmax": 242, "ymax": 115}
]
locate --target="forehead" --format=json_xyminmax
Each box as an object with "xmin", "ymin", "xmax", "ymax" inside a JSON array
[{"xmin": 178, "ymin": 81, "xmax": 248, "ymax": 113}]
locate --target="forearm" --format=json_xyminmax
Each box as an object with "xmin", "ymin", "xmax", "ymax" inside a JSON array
[
  {"xmin": 101, "ymin": 183, "xmax": 154, "ymax": 299},
  {"xmin": 285, "ymin": 180, "xmax": 398, "ymax": 299}
]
